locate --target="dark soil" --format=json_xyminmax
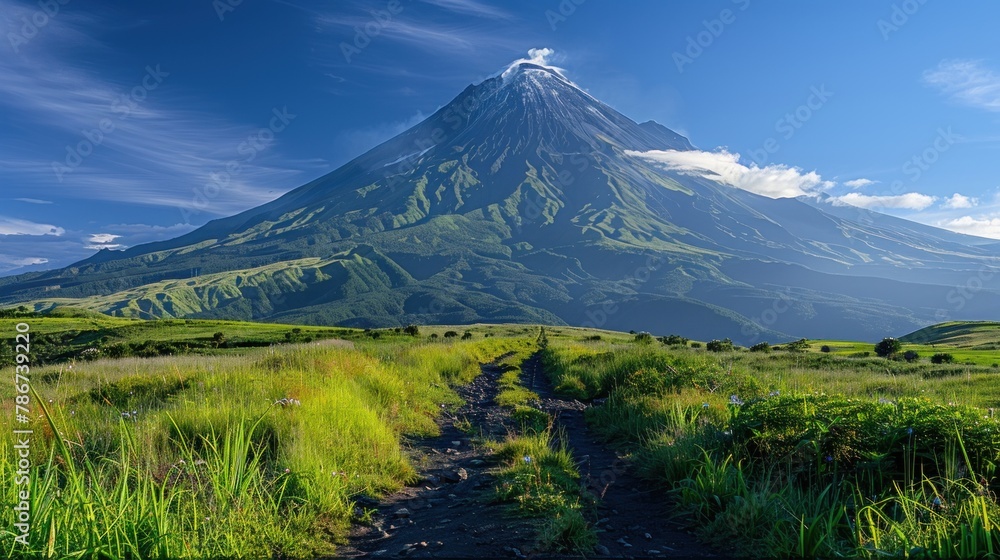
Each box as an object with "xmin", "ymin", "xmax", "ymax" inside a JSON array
[{"xmin": 339, "ymin": 354, "xmax": 718, "ymax": 559}]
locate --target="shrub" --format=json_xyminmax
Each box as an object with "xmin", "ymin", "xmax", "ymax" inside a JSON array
[
  {"xmin": 462, "ymin": 331, "xmax": 473, "ymax": 340},
  {"xmin": 785, "ymin": 339, "xmax": 809, "ymax": 352},
  {"xmin": 820, "ymin": 345, "xmax": 831, "ymax": 353},
  {"xmin": 874, "ymin": 337, "xmax": 901, "ymax": 358},
  {"xmin": 690, "ymin": 342, "xmax": 703, "ymax": 348},
  {"xmin": 444, "ymin": 331, "xmax": 459, "ymax": 339},
  {"xmin": 403, "ymin": 325, "xmax": 420, "ymax": 336},
  {"xmin": 634, "ymin": 332, "xmax": 654, "ymax": 345},
  {"xmin": 659, "ymin": 334, "xmax": 690, "ymax": 346},
  {"xmin": 902, "ymin": 350, "xmax": 919, "ymax": 363},
  {"xmin": 930, "ymin": 352, "xmax": 954, "ymax": 364},
  {"xmin": 749, "ymin": 342, "xmax": 771, "ymax": 353},
  {"xmin": 706, "ymin": 339, "xmax": 734, "ymax": 352}
]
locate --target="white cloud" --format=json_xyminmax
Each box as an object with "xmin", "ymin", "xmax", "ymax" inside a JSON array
[
  {"xmin": 626, "ymin": 149, "xmax": 831, "ymax": 199},
  {"xmin": 14, "ymin": 198, "xmax": 53, "ymax": 204},
  {"xmin": 831, "ymin": 192, "xmax": 937, "ymax": 211},
  {"xmin": 942, "ymin": 193, "xmax": 978, "ymax": 209},
  {"xmin": 0, "ymin": 256, "xmax": 48, "ymax": 267},
  {"xmin": 939, "ymin": 216, "xmax": 1000, "ymax": 239},
  {"xmin": 0, "ymin": 216, "xmax": 65, "ymax": 236},
  {"xmin": 501, "ymin": 48, "xmax": 569, "ymax": 82},
  {"xmin": 844, "ymin": 178, "xmax": 876, "ymax": 189},
  {"xmin": 85, "ymin": 233, "xmax": 123, "ymax": 250},
  {"xmin": 924, "ymin": 59, "xmax": 1000, "ymax": 112}
]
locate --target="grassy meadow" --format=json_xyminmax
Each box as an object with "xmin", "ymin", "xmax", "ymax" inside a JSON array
[
  {"xmin": 7, "ymin": 310, "xmax": 1000, "ymax": 557},
  {"xmin": 0, "ymin": 316, "xmax": 538, "ymax": 558},
  {"xmin": 544, "ymin": 332, "xmax": 1000, "ymax": 557}
]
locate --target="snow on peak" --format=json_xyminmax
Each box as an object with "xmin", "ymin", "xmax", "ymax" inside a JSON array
[{"xmin": 499, "ymin": 48, "xmax": 570, "ymax": 85}]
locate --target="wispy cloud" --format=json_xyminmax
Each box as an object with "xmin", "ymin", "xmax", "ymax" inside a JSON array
[
  {"xmin": 418, "ymin": 0, "xmax": 514, "ymax": 20},
  {"xmin": 844, "ymin": 178, "xmax": 876, "ymax": 189},
  {"xmin": 0, "ymin": 0, "xmax": 304, "ymax": 219},
  {"xmin": 831, "ymin": 192, "xmax": 937, "ymax": 211},
  {"xmin": 13, "ymin": 198, "xmax": 53, "ymax": 204},
  {"xmin": 924, "ymin": 59, "xmax": 1000, "ymax": 112},
  {"xmin": 0, "ymin": 216, "xmax": 65, "ymax": 236},
  {"xmin": 627, "ymin": 149, "xmax": 832, "ymax": 199}
]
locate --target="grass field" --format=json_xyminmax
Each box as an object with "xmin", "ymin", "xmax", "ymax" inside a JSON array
[
  {"xmin": 544, "ymin": 330, "xmax": 1000, "ymax": 557},
  {"xmin": 6, "ymin": 312, "xmax": 1000, "ymax": 557},
  {"xmin": 0, "ymin": 317, "xmax": 542, "ymax": 558}
]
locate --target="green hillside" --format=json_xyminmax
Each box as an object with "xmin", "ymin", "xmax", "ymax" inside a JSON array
[{"xmin": 900, "ymin": 321, "xmax": 1000, "ymax": 348}]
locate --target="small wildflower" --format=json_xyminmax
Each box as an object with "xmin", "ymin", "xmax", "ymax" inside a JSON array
[
  {"xmin": 768, "ymin": 390, "xmax": 780, "ymax": 398},
  {"xmin": 702, "ymin": 402, "xmax": 709, "ymax": 408},
  {"xmin": 824, "ymin": 455, "xmax": 833, "ymax": 463},
  {"xmin": 284, "ymin": 468, "xmax": 291, "ymax": 474},
  {"xmin": 907, "ymin": 427, "xmax": 914, "ymax": 436},
  {"xmin": 523, "ymin": 455, "xmax": 532, "ymax": 464},
  {"xmin": 729, "ymin": 395, "xmax": 744, "ymax": 406}
]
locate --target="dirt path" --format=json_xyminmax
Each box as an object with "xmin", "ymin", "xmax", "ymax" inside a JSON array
[
  {"xmin": 341, "ymin": 354, "xmax": 718, "ymax": 559},
  {"xmin": 339, "ymin": 362, "xmax": 539, "ymax": 559},
  {"xmin": 522, "ymin": 354, "xmax": 719, "ymax": 558}
]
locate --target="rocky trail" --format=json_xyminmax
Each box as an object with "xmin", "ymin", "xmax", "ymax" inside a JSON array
[{"xmin": 340, "ymin": 354, "xmax": 717, "ymax": 559}]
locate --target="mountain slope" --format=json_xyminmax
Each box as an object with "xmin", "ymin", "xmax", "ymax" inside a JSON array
[{"xmin": 3, "ymin": 60, "xmax": 1000, "ymax": 343}]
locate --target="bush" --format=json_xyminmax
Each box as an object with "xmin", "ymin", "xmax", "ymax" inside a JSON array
[
  {"xmin": 874, "ymin": 337, "xmax": 901, "ymax": 358},
  {"xmin": 403, "ymin": 325, "xmax": 420, "ymax": 336},
  {"xmin": 749, "ymin": 342, "xmax": 771, "ymax": 353},
  {"xmin": 690, "ymin": 342, "xmax": 703, "ymax": 348},
  {"xmin": 820, "ymin": 345, "xmax": 831, "ymax": 353},
  {"xmin": 785, "ymin": 339, "xmax": 809, "ymax": 352},
  {"xmin": 634, "ymin": 332, "xmax": 654, "ymax": 345},
  {"xmin": 444, "ymin": 331, "xmax": 459, "ymax": 339},
  {"xmin": 706, "ymin": 339, "xmax": 734, "ymax": 352},
  {"xmin": 902, "ymin": 350, "xmax": 919, "ymax": 363},
  {"xmin": 659, "ymin": 334, "xmax": 689, "ymax": 346},
  {"xmin": 930, "ymin": 352, "xmax": 954, "ymax": 364},
  {"xmin": 461, "ymin": 331, "xmax": 473, "ymax": 340}
]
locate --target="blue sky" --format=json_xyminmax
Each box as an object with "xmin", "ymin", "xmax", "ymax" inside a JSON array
[{"xmin": 1, "ymin": 0, "xmax": 999, "ymax": 275}]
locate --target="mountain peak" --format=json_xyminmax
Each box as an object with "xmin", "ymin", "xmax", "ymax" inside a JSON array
[{"xmin": 497, "ymin": 48, "xmax": 572, "ymax": 85}]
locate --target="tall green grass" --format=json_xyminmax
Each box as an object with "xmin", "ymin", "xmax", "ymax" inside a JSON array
[
  {"xmin": 0, "ymin": 335, "xmax": 531, "ymax": 557},
  {"xmin": 543, "ymin": 339, "xmax": 1000, "ymax": 557}
]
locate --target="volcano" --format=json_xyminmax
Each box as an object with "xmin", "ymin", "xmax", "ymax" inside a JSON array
[{"xmin": 4, "ymin": 58, "xmax": 1000, "ymax": 344}]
